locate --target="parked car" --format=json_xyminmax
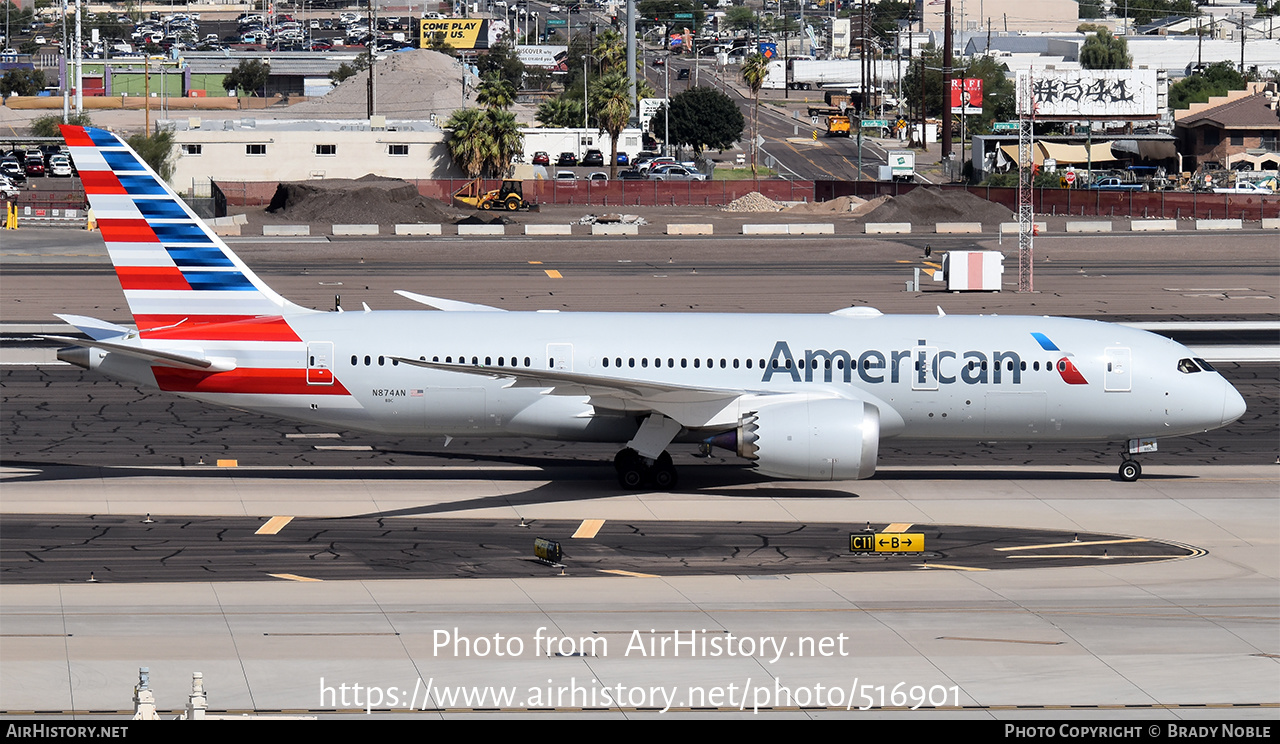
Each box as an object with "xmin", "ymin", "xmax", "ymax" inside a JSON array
[
  {"xmin": 638, "ymin": 156, "xmax": 676, "ymax": 174},
  {"xmin": 554, "ymin": 170, "xmax": 577, "ymax": 181},
  {"xmin": 47, "ymin": 155, "xmax": 72, "ymax": 177},
  {"xmin": 581, "ymin": 149, "xmax": 605, "ymax": 167},
  {"xmin": 617, "ymin": 169, "xmax": 646, "ymax": 180},
  {"xmin": 532, "ymin": 151, "xmax": 550, "ymax": 166},
  {"xmin": 587, "ymin": 171, "xmax": 608, "ymax": 182},
  {"xmin": 0, "ymin": 175, "xmax": 19, "ymax": 199},
  {"xmin": 23, "ymin": 154, "xmax": 45, "ymax": 178},
  {"xmin": 649, "ymin": 164, "xmax": 705, "ymax": 182},
  {"xmin": 1089, "ymin": 176, "xmax": 1143, "ymax": 192},
  {"xmin": 0, "ymin": 158, "xmax": 27, "ymax": 183},
  {"xmin": 616, "ymin": 151, "xmax": 629, "ymax": 166},
  {"xmin": 556, "ymin": 152, "xmax": 578, "ymax": 167}
]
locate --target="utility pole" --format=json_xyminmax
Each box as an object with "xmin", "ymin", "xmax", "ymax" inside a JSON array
[
  {"xmin": 366, "ymin": 0, "xmax": 376, "ymax": 119},
  {"xmin": 942, "ymin": 0, "xmax": 953, "ymax": 178},
  {"xmin": 626, "ymin": 0, "xmax": 636, "ymax": 121}
]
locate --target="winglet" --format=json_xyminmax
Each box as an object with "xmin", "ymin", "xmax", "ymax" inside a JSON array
[{"xmin": 394, "ymin": 290, "xmax": 507, "ymax": 312}]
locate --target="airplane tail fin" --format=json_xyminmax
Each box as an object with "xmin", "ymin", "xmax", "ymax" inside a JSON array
[{"xmin": 61, "ymin": 125, "xmax": 315, "ymax": 336}]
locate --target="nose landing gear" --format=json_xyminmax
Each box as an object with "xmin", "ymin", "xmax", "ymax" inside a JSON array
[{"xmin": 1118, "ymin": 457, "xmax": 1142, "ymax": 482}]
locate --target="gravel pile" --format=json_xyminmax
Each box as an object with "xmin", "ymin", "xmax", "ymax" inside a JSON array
[
  {"xmin": 861, "ymin": 187, "xmax": 1013, "ymax": 225},
  {"xmin": 721, "ymin": 192, "xmax": 784, "ymax": 212}
]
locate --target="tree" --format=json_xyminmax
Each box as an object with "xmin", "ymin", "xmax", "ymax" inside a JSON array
[
  {"xmin": 662, "ymin": 86, "xmax": 744, "ymax": 157},
  {"xmin": 328, "ymin": 63, "xmax": 358, "ymax": 86},
  {"xmin": 31, "ymin": 112, "xmax": 92, "ymax": 137},
  {"xmin": 475, "ymin": 42, "xmax": 525, "ymax": 93},
  {"xmin": 1080, "ymin": 30, "xmax": 1131, "ymax": 70},
  {"xmin": 740, "ymin": 53, "xmax": 769, "ymax": 176},
  {"xmin": 590, "ymin": 69, "xmax": 633, "ymax": 179},
  {"xmin": 476, "ymin": 71, "xmax": 516, "ymax": 110},
  {"xmin": 126, "ymin": 129, "xmax": 176, "ymax": 182},
  {"xmin": 222, "ymin": 59, "xmax": 270, "ymax": 97},
  {"xmin": 536, "ymin": 95, "xmax": 584, "ymax": 128},
  {"xmin": 722, "ymin": 6, "xmax": 755, "ymax": 32},
  {"xmin": 483, "ymin": 108, "xmax": 524, "ymax": 178},
  {"xmin": 445, "ymin": 108, "xmax": 490, "ymax": 179},
  {"xmin": 1, "ymin": 68, "xmax": 46, "ymax": 97},
  {"xmin": 592, "ymin": 29, "xmax": 626, "ymax": 72},
  {"xmin": 1169, "ymin": 61, "xmax": 1248, "ymax": 109}
]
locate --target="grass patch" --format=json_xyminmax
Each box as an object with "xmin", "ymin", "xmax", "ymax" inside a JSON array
[{"xmin": 714, "ymin": 166, "xmax": 778, "ymax": 180}]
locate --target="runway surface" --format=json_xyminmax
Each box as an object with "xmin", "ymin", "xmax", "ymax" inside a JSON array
[{"xmin": 1, "ymin": 224, "xmax": 1276, "ymax": 718}]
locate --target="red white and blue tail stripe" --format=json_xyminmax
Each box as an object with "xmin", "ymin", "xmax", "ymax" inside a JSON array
[{"xmin": 61, "ymin": 125, "xmax": 315, "ymax": 337}]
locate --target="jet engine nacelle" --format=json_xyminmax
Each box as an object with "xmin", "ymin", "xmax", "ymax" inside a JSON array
[{"xmin": 738, "ymin": 398, "xmax": 880, "ymax": 480}]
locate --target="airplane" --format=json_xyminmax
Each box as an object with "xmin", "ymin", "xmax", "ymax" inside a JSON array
[{"xmin": 48, "ymin": 125, "xmax": 1247, "ymax": 488}]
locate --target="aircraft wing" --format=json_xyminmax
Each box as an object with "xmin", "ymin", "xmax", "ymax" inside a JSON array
[
  {"xmin": 42, "ymin": 335, "xmax": 235, "ymax": 372},
  {"xmin": 390, "ymin": 356, "xmax": 761, "ymax": 427}
]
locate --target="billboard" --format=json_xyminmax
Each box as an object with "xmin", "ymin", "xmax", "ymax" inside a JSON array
[
  {"xmin": 517, "ymin": 45, "xmax": 569, "ymax": 70},
  {"xmin": 950, "ymin": 78, "xmax": 983, "ymax": 115},
  {"xmin": 1017, "ymin": 69, "xmax": 1159, "ymax": 118},
  {"xmin": 419, "ymin": 18, "xmax": 500, "ymax": 49}
]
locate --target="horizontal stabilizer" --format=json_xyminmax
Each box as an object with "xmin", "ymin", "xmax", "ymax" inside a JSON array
[
  {"xmin": 54, "ymin": 313, "xmax": 133, "ymax": 341},
  {"xmin": 394, "ymin": 290, "xmax": 507, "ymax": 312},
  {"xmin": 41, "ymin": 335, "xmax": 236, "ymax": 372}
]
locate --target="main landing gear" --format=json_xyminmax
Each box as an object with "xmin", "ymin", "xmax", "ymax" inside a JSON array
[{"xmin": 614, "ymin": 448, "xmax": 678, "ymax": 490}]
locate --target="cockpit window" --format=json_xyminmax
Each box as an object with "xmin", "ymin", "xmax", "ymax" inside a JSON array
[
  {"xmin": 1177, "ymin": 358, "xmax": 1201, "ymax": 374},
  {"xmin": 1193, "ymin": 357, "xmax": 1216, "ymax": 372}
]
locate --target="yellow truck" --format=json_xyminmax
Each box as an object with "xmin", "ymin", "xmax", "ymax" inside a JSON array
[{"xmin": 825, "ymin": 115, "xmax": 851, "ymax": 137}]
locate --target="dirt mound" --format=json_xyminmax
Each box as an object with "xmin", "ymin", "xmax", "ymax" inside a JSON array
[
  {"xmin": 861, "ymin": 187, "xmax": 1013, "ymax": 225},
  {"xmin": 784, "ymin": 195, "xmax": 866, "ymax": 214},
  {"xmin": 266, "ymin": 175, "xmax": 461, "ymax": 225},
  {"xmin": 285, "ymin": 49, "xmax": 471, "ymax": 119}
]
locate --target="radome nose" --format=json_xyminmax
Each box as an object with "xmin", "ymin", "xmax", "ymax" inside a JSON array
[{"xmin": 1222, "ymin": 383, "xmax": 1246, "ymax": 426}]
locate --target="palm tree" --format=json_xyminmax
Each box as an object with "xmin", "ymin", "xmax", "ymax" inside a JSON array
[
  {"xmin": 445, "ymin": 108, "xmax": 491, "ymax": 179},
  {"xmin": 484, "ymin": 108, "xmax": 524, "ymax": 178},
  {"xmin": 590, "ymin": 69, "xmax": 632, "ymax": 180},
  {"xmin": 740, "ymin": 53, "xmax": 769, "ymax": 176},
  {"xmin": 476, "ymin": 71, "xmax": 516, "ymax": 110},
  {"xmin": 592, "ymin": 29, "xmax": 626, "ymax": 73},
  {"xmin": 536, "ymin": 95, "xmax": 584, "ymax": 128}
]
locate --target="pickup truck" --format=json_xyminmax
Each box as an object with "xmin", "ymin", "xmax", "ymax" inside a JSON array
[
  {"xmin": 1212, "ymin": 181, "xmax": 1274, "ymax": 195},
  {"xmin": 1090, "ymin": 177, "xmax": 1144, "ymax": 191}
]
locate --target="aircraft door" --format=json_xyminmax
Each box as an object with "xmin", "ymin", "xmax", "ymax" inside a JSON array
[
  {"xmin": 547, "ymin": 343, "xmax": 573, "ymax": 372},
  {"xmin": 307, "ymin": 342, "xmax": 334, "ymax": 385},
  {"xmin": 1104, "ymin": 347, "xmax": 1131, "ymax": 392},
  {"xmin": 911, "ymin": 346, "xmax": 938, "ymax": 391}
]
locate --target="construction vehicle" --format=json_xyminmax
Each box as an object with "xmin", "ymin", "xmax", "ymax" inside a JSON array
[
  {"xmin": 451, "ymin": 179, "xmax": 538, "ymax": 211},
  {"xmin": 825, "ymin": 114, "xmax": 851, "ymax": 137}
]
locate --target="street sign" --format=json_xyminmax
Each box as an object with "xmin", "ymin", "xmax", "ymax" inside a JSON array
[
  {"xmin": 546, "ymin": 17, "xmax": 567, "ymax": 26},
  {"xmin": 876, "ymin": 533, "xmax": 924, "ymax": 553},
  {"xmin": 674, "ymin": 12, "xmax": 693, "ymax": 19},
  {"xmin": 992, "ymin": 121, "xmax": 1019, "ymax": 131},
  {"xmin": 860, "ymin": 119, "xmax": 887, "ymax": 128},
  {"xmin": 850, "ymin": 532, "xmax": 926, "ymax": 553},
  {"xmin": 1064, "ymin": 170, "xmax": 1076, "ymax": 184}
]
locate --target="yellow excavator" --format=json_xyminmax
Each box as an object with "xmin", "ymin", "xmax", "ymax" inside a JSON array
[{"xmin": 452, "ymin": 179, "xmax": 538, "ymax": 211}]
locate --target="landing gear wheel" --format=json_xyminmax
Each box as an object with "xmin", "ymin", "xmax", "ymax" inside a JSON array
[
  {"xmin": 651, "ymin": 452, "xmax": 678, "ymax": 490},
  {"xmin": 615, "ymin": 448, "xmax": 645, "ymax": 489},
  {"xmin": 1118, "ymin": 460, "xmax": 1141, "ymax": 482}
]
